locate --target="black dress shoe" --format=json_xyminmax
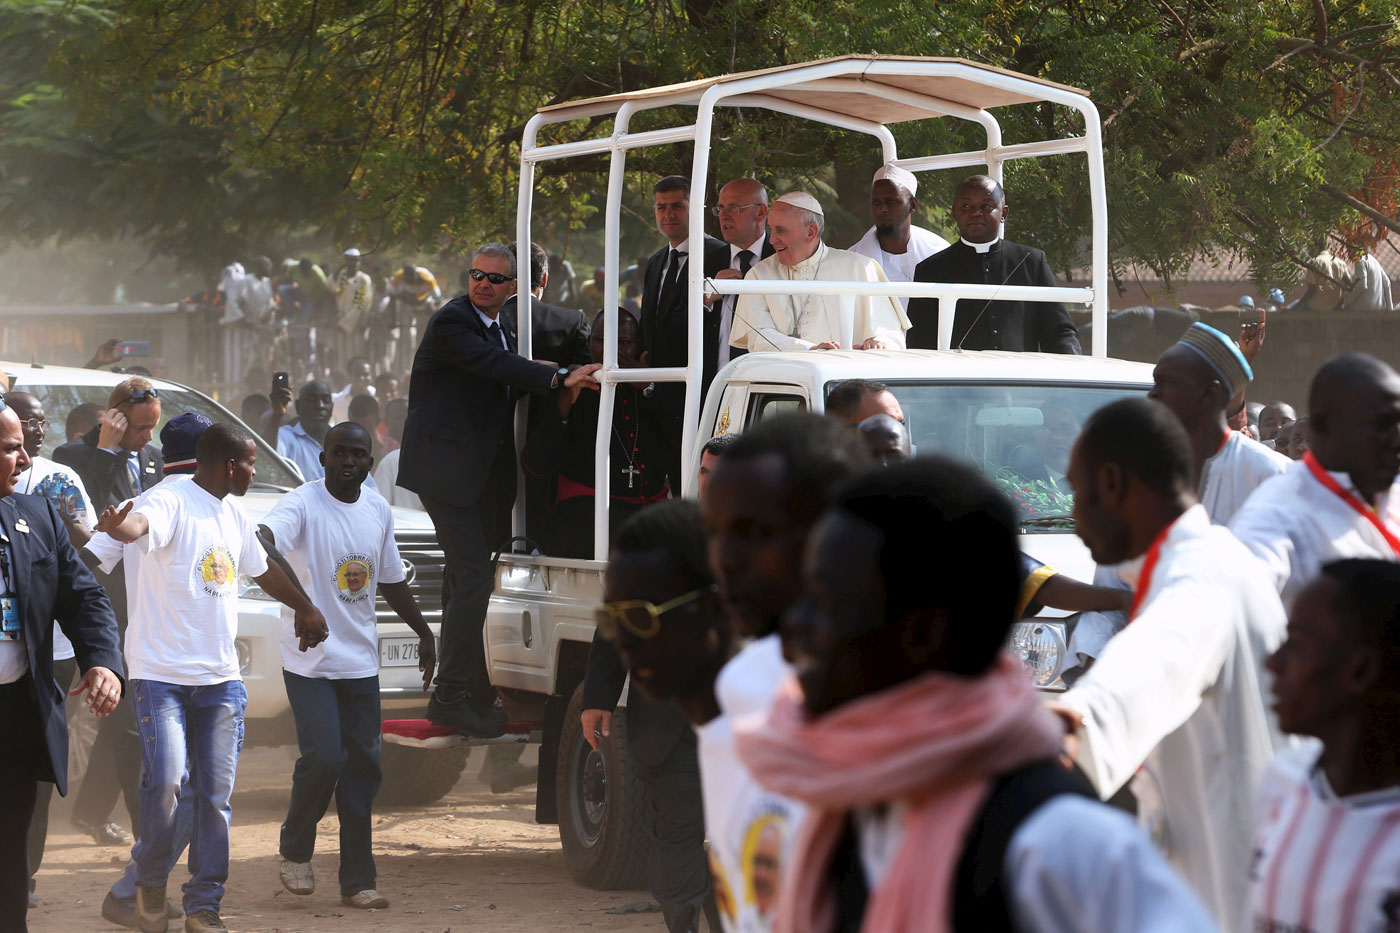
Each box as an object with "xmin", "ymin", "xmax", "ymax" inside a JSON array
[
  {"xmin": 73, "ymin": 817, "xmax": 134, "ymax": 845},
  {"xmin": 427, "ymin": 694, "xmax": 506, "ymax": 738}
]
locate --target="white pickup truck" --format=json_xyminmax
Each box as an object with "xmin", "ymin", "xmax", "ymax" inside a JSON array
[
  {"xmin": 3, "ymin": 361, "xmax": 467, "ymax": 804},
  {"xmin": 483, "ymin": 54, "xmax": 1136, "ymax": 887},
  {"xmin": 486, "ymin": 349, "xmax": 1152, "ymax": 886}
]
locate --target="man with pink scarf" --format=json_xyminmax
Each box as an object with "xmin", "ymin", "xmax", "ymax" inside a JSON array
[{"xmin": 735, "ymin": 457, "xmax": 1212, "ymax": 932}]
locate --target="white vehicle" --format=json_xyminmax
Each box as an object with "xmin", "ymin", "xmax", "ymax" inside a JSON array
[
  {"xmin": 487, "ymin": 55, "xmax": 1138, "ymax": 888},
  {"xmin": 3, "ymin": 361, "xmax": 468, "ymax": 804}
]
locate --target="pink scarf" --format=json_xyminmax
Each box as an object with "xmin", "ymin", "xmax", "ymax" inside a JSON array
[{"xmin": 734, "ymin": 654, "xmax": 1063, "ymax": 933}]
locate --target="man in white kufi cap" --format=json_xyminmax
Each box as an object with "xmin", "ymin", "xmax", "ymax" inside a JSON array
[
  {"xmin": 728, "ymin": 191, "xmax": 911, "ymax": 353},
  {"xmin": 848, "ymin": 163, "xmax": 949, "ymax": 308},
  {"xmin": 331, "ymin": 247, "xmax": 375, "ymax": 337}
]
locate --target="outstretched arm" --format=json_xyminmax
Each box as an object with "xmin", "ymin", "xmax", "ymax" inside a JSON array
[
  {"xmin": 252, "ymin": 559, "xmax": 328, "ymax": 651},
  {"xmin": 381, "ymin": 580, "xmax": 436, "ymax": 692}
]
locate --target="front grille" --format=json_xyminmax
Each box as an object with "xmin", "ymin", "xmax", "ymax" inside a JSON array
[{"xmin": 377, "ymin": 530, "xmax": 445, "ymax": 625}]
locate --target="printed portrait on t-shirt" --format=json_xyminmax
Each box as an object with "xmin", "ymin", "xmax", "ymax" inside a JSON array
[
  {"xmin": 334, "ymin": 554, "xmax": 374, "ymax": 603},
  {"xmin": 197, "ymin": 546, "xmax": 236, "ymax": 597},
  {"xmin": 741, "ymin": 811, "xmax": 789, "ymax": 918}
]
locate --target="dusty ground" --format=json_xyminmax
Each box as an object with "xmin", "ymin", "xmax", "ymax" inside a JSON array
[{"xmin": 30, "ymin": 745, "xmax": 659, "ymax": 932}]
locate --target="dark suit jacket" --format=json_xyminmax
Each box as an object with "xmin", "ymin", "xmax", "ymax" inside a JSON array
[
  {"xmin": 581, "ymin": 631, "xmax": 691, "ymax": 768},
  {"xmin": 54, "ymin": 426, "xmax": 165, "ymax": 513},
  {"xmin": 398, "ymin": 296, "xmax": 560, "ymax": 508},
  {"xmin": 710, "ymin": 237, "xmax": 776, "ymax": 386},
  {"xmin": 908, "ymin": 240, "xmax": 1081, "ymax": 354},
  {"xmin": 500, "ymin": 295, "xmax": 593, "ymax": 368},
  {"xmin": 640, "ymin": 235, "xmax": 731, "ymax": 382},
  {"xmin": 2, "ymin": 493, "xmax": 124, "ymax": 794}
]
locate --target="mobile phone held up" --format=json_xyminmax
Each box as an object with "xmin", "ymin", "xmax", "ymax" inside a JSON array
[
  {"xmin": 273, "ymin": 371, "xmax": 291, "ymax": 392},
  {"xmin": 115, "ymin": 339, "xmax": 150, "ymax": 357}
]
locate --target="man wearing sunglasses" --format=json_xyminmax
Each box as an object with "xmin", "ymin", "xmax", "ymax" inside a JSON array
[
  {"xmin": 55, "ymin": 377, "xmax": 165, "ymax": 512},
  {"xmin": 399, "ymin": 243, "xmax": 601, "ymax": 738},
  {"xmin": 587, "ymin": 501, "xmax": 723, "ymax": 933},
  {"xmin": 53, "ymin": 376, "xmax": 165, "ymax": 848}
]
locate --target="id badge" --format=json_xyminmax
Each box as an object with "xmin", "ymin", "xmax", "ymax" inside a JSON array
[{"xmin": 0, "ymin": 595, "xmax": 19, "ymax": 641}]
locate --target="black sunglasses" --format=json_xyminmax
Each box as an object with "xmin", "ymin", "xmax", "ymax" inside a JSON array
[
  {"xmin": 468, "ymin": 268, "xmax": 516, "ymax": 286},
  {"xmin": 123, "ymin": 388, "xmax": 160, "ymax": 404}
]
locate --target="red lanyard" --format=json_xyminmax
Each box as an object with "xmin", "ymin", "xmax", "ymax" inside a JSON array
[
  {"xmin": 1215, "ymin": 429, "xmax": 1232, "ymax": 455},
  {"xmin": 1303, "ymin": 452, "xmax": 1400, "ymax": 558},
  {"xmin": 1128, "ymin": 523, "xmax": 1174, "ymax": 621}
]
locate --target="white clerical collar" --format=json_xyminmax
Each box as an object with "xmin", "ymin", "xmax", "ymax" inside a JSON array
[
  {"xmin": 961, "ymin": 237, "xmax": 1001, "ymax": 253},
  {"xmin": 731, "ymin": 233, "xmax": 765, "ymax": 261},
  {"xmin": 781, "ymin": 241, "xmax": 829, "ymax": 277}
]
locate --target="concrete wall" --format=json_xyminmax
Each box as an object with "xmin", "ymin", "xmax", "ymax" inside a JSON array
[{"xmin": 1072, "ymin": 309, "xmax": 1400, "ymax": 410}]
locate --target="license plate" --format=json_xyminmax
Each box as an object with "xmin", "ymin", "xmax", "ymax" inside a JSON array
[{"xmin": 379, "ymin": 636, "xmax": 431, "ymax": 667}]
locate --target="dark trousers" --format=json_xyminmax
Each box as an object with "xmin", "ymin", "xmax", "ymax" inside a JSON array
[
  {"xmin": 422, "ymin": 480, "xmax": 511, "ymax": 700},
  {"xmin": 630, "ymin": 732, "xmax": 717, "ymax": 933},
  {"xmin": 71, "ymin": 687, "xmax": 142, "ymax": 835},
  {"xmin": 28, "ymin": 658, "xmax": 78, "ymax": 892},
  {"xmin": 0, "ymin": 677, "xmax": 47, "ymax": 932},
  {"xmin": 279, "ymin": 672, "xmax": 382, "ymax": 896},
  {"xmin": 72, "ymin": 596, "xmax": 141, "ymax": 837}
]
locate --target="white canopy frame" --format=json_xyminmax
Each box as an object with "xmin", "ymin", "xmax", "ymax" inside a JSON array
[{"xmin": 511, "ymin": 56, "xmax": 1108, "ymax": 559}]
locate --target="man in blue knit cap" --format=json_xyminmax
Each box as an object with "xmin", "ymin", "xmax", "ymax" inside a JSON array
[{"xmin": 1148, "ymin": 322, "xmax": 1289, "ymax": 524}]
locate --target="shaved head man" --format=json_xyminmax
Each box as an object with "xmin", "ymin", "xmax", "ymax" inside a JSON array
[
  {"xmin": 857, "ymin": 413, "xmax": 911, "ymax": 465},
  {"xmin": 712, "ymin": 178, "xmax": 773, "ymax": 375},
  {"xmin": 1232, "ymin": 353, "xmax": 1400, "ymax": 609}
]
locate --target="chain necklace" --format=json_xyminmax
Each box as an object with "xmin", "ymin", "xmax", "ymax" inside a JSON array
[
  {"xmin": 783, "ymin": 244, "xmax": 829, "ymax": 340},
  {"xmin": 610, "ymin": 385, "xmax": 643, "ymax": 490}
]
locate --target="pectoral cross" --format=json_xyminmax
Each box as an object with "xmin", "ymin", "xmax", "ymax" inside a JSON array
[{"xmin": 622, "ymin": 464, "xmax": 641, "ymax": 489}]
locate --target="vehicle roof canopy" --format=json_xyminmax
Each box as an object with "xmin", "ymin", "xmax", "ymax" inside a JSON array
[{"xmin": 536, "ymin": 54, "xmax": 1088, "ymax": 124}]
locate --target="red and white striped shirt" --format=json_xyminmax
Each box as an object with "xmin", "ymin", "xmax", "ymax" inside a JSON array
[{"xmin": 1250, "ymin": 746, "xmax": 1400, "ymax": 933}]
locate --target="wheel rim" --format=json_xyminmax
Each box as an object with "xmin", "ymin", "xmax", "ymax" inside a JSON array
[{"xmin": 568, "ymin": 733, "xmax": 607, "ymax": 848}]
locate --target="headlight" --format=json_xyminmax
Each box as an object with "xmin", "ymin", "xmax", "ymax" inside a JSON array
[
  {"xmin": 235, "ymin": 637, "xmax": 253, "ymax": 676},
  {"xmin": 237, "ymin": 574, "xmax": 275, "ymax": 601},
  {"xmin": 1007, "ymin": 621, "xmax": 1067, "ymax": 688}
]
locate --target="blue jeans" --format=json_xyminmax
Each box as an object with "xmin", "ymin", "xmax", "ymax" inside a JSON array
[
  {"xmin": 126, "ymin": 679, "xmax": 247, "ymax": 916},
  {"xmin": 279, "ymin": 672, "xmax": 382, "ymax": 895},
  {"xmin": 109, "ymin": 774, "xmax": 193, "ymax": 908}
]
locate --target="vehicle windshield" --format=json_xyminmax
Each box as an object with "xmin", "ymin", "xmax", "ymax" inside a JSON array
[
  {"xmin": 12, "ymin": 380, "xmax": 303, "ymax": 491},
  {"xmin": 852, "ymin": 381, "xmax": 1147, "ymax": 531}
]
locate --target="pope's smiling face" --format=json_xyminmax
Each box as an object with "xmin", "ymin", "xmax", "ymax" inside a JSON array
[{"xmin": 767, "ymin": 203, "xmax": 820, "ymax": 267}]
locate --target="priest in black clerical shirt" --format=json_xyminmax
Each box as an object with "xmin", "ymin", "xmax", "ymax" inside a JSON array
[{"xmin": 907, "ymin": 175, "xmax": 1081, "ymax": 354}]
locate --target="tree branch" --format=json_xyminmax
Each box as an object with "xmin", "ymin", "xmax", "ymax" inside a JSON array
[
  {"xmin": 1278, "ymin": 37, "xmax": 1400, "ymax": 95},
  {"xmin": 1321, "ymin": 184, "xmax": 1400, "ymax": 237}
]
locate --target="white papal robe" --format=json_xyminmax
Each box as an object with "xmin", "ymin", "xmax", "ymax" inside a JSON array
[
  {"xmin": 847, "ymin": 225, "xmax": 950, "ymax": 309},
  {"xmin": 1059, "ymin": 504, "xmax": 1287, "ymax": 931},
  {"xmin": 1198, "ymin": 429, "xmax": 1290, "ymax": 525},
  {"xmin": 1230, "ymin": 458, "xmax": 1400, "ymax": 609},
  {"xmin": 728, "ymin": 243, "xmax": 911, "ymax": 352}
]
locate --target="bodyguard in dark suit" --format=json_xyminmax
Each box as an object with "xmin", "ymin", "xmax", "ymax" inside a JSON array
[
  {"xmin": 640, "ymin": 176, "xmax": 731, "ymax": 489},
  {"xmin": 907, "ymin": 175, "xmax": 1081, "ymax": 354},
  {"xmin": 53, "ymin": 377, "xmax": 165, "ymax": 510},
  {"xmin": 53, "ymin": 377, "xmax": 163, "ymax": 845},
  {"xmin": 711, "ymin": 177, "xmax": 776, "ymax": 384},
  {"xmin": 0, "ymin": 400, "xmax": 124, "ymax": 930},
  {"xmin": 398, "ymin": 243, "xmax": 600, "ymax": 737}
]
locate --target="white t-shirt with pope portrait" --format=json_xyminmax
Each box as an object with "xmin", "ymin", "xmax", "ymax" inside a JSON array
[{"xmin": 262, "ymin": 479, "xmax": 404, "ymax": 679}]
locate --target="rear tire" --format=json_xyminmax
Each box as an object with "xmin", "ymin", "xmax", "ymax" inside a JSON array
[
  {"xmin": 377, "ymin": 743, "xmax": 471, "ymax": 806},
  {"xmin": 555, "ymin": 683, "xmax": 650, "ymax": 889}
]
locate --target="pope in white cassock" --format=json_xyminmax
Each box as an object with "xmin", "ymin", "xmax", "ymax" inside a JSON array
[
  {"xmin": 728, "ymin": 191, "xmax": 911, "ymax": 353},
  {"xmin": 847, "ymin": 163, "xmax": 949, "ymax": 309},
  {"xmin": 1054, "ymin": 398, "xmax": 1287, "ymax": 932},
  {"xmin": 1231, "ymin": 352, "xmax": 1400, "ymax": 609}
]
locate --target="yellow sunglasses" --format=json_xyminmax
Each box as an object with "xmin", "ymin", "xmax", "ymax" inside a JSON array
[{"xmin": 594, "ymin": 586, "xmax": 715, "ymax": 640}]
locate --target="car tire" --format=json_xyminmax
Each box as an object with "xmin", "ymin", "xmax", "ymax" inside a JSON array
[
  {"xmin": 377, "ymin": 743, "xmax": 471, "ymax": 806},
  {"xmin": 555, "ymin": 682, "xmax": 650, "ymax": 889}
]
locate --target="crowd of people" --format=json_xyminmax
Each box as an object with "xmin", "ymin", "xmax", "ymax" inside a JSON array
[{"xmin": 0, "ymin": 160, "xmax": 1398, "ymax": 933}]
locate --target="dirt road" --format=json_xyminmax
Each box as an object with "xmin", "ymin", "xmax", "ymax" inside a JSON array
[{"xmin": 30, "ymin": 745, "xmax": 658, "ymax": 932}]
